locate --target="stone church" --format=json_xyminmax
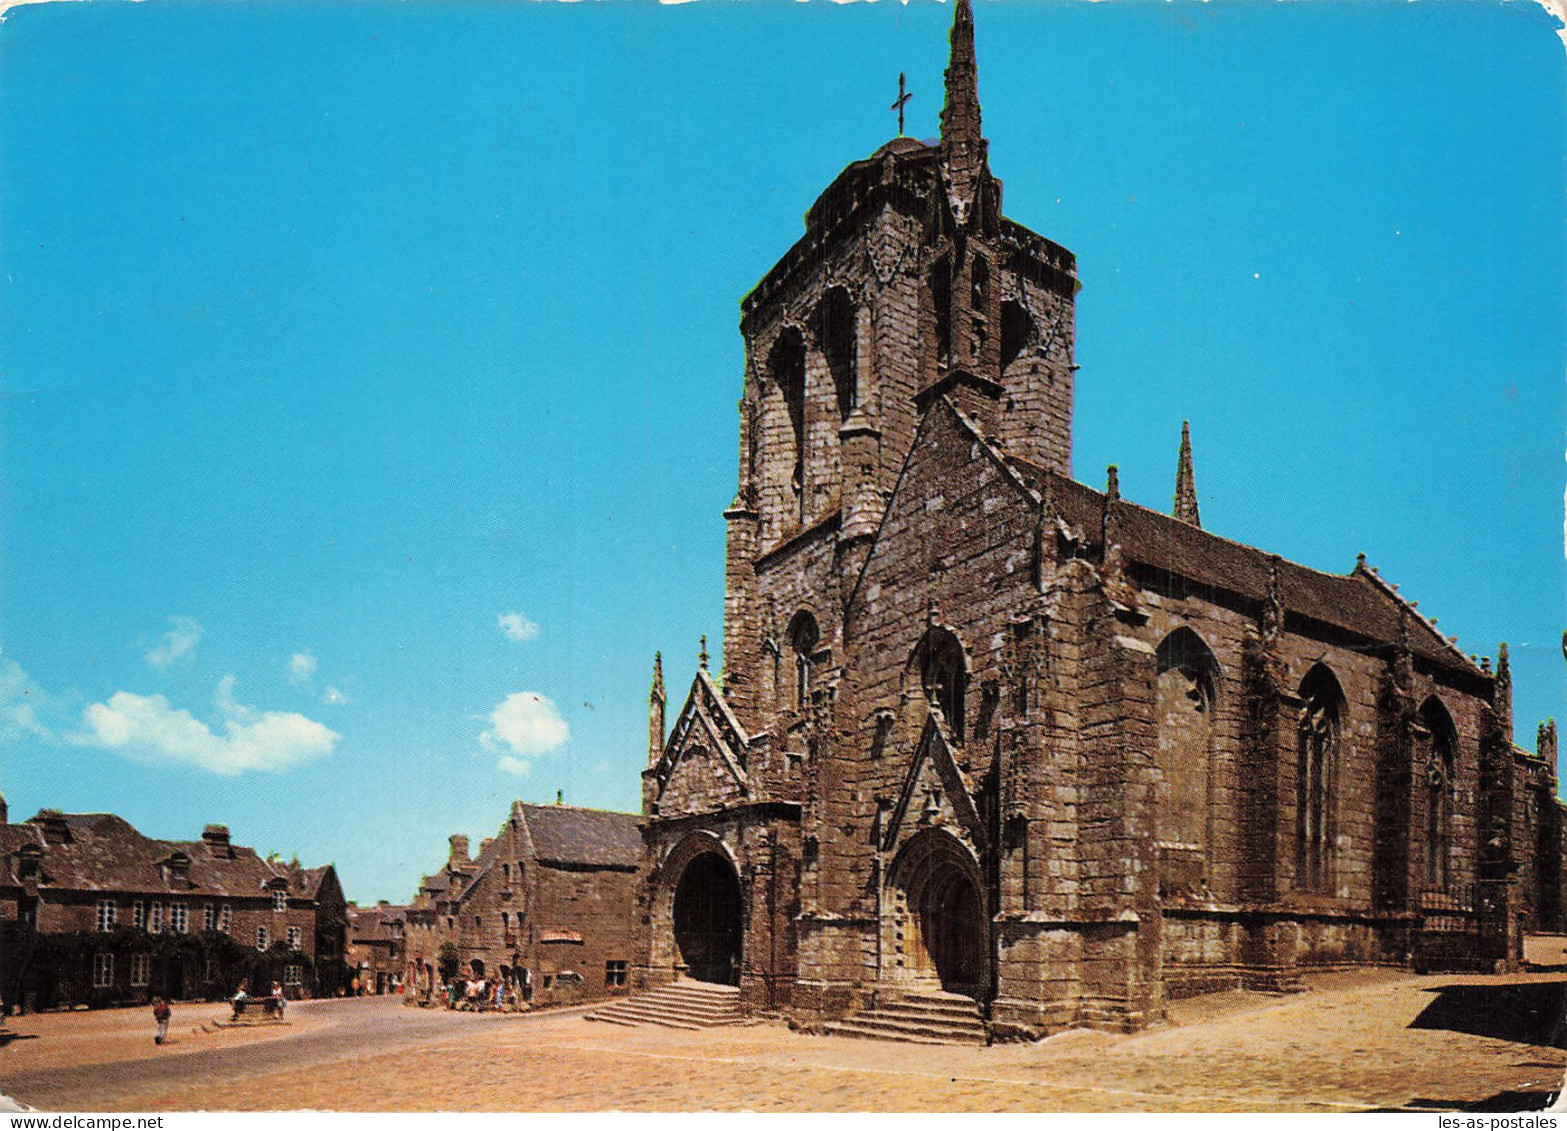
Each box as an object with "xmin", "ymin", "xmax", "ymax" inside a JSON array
[{"xmin": 634, "ymin": 1, "xmax": 1564, "ymax": 1037}]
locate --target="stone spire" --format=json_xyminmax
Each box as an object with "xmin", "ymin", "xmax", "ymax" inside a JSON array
[
  {"xmin": 939, "ymin": 0, "xmax": 987, "ymax": 224},
  {"xmin": 648, "ymin": 652, "xmax": 666, "ymax": 767},
  {"xmin": 1173, "ymin": 420, "xmax": 1201, "ymax": 528}
]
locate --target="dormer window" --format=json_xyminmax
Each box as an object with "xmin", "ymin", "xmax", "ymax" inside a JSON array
[
  {"xmin": 163, "ymin": 852, "xmax": 191, "ymax": 886},
  {"xmin": 273, "ymin": 890, "xmax": 287, "ymax": 912},
  {"xmin": 17, "ymin": 846, "xmax": 41, "ymax": 881}
]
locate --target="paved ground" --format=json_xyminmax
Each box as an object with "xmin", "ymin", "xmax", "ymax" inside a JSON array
[{"xmin": 3, "ymin": 971, "xmax": 1563, "ymax": 1113}]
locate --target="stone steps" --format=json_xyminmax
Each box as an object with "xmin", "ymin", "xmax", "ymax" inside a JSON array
[
  {"xmin": 825, "ymin": 990, "xmax": 987, "ymax": 1047},
  {"xmin": 585, "ymin": 981, "xmax": 745, "ymax": 1031}
]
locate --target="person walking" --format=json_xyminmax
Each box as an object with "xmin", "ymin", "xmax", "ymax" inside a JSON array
[{"xmin": 152, "ymin": 998, "xmax": 171, "ymax": 1045}]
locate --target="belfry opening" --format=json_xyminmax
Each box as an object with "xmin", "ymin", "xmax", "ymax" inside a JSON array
[{"xmin": 672, "ymin": 851, "xmax": 743, "ymax": 986}]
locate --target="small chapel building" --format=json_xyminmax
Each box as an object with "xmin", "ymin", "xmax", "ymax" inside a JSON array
[{"xmin": 633, "ymin": 0, "xmax": 1565, "ymax": 1037}]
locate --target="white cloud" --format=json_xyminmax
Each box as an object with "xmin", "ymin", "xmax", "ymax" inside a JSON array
[
  {"xmin": 481, "ymin": 691, "xmax": 568, "ymax": 774},
  {"xmin": 287, "ymin": 651, "xmax": 318, "ymax": 685},
  {"xmin": 0, "ymin": 659, "xmax": 57, "ymax": 745},
  {"xmin": 498, "ymin": 612, "xmax": 539, "ymax": 643},
  {"xmin": 323, "ymin": 685, "xmax": 348, "ymax": 706},
  {"xmin": 145, "ymin": 616, "xmax": 202, "ymax": 671},
  {"xmin": 74, "ymin": 676, "xmax": 339, "ymax": 776}
]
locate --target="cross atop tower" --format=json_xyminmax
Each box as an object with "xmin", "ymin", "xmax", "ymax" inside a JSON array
[{"xmin": 891, "ymin": 72, "xmax": 913, "ymax": 136}]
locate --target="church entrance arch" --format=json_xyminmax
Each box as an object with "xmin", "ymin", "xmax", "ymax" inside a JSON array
[
  {"xmin": 665, "ymin": 841, "xmax": 744, "ymax": 986},
  {"xmin": 886, "ymin": 829, "xmax": 989, "ymax": 999}
]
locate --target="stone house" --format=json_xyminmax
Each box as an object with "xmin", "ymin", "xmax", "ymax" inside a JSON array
[
  {"xmin": 635, "ymin": 0, "xmax": 1566, "ymax": 1037},
  {"xmin": 0, "ymin": 798, "xmax": 348, "ymax": 1011},
  {"xmin": 346, "ymin": 901, "xmax": 409, "ymax": 994},
  {"xmin": 404, "ymin": 800, "xmax": 643, "ymax": 1007}
]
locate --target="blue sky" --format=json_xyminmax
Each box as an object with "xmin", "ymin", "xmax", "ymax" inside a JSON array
[{"xmin": 0, "ymin": 0, "xmax": 1561, "ymax": 905}]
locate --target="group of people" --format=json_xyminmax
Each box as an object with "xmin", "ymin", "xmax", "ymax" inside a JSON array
[
  {"xmin": 437, "ymin": 976, "xmax": 524, "ymax": 1012},
  {"xmin": 148, "ymin": 979, "xmax": 289, "ymax": 1046}
]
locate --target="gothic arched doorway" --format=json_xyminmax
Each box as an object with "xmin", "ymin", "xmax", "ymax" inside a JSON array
[
  {"xmin": 672, "ymin": 851, "xmax": 743, "ymax": 985},
  {"xmin": 887, "ymin": 830, "xmax": 989, "ymax": 999}
]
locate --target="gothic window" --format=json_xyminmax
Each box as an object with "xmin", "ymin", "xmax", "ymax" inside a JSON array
[
  {"xmin": 788, "ymin": 610, "xmax": 820, "ymax": 711},
  {"xmin": 930, "ymin": 258, "xmax": 952, "ymax": 367},
  {"xmin": 909, "ymin": 627, "xmax": 968, "ymax": 741},
  {"xmin": 1296, "ymin": 665, "xmax": 1344, "ymax": 894},
  {"xmin": 1418, "ymin": 698, "xmax": 1457, "ymax": 892},
  {"xmin": 1000, "ymin": 300, "xmax": 1036, "ymax": 373},
  {"xmin": 770, "ymin": 328, "xmax": 807, "ymax": 521},
  {"xmin": 1155, "ymin": 628, "xmax": 1219, "ymax": 862},
  {"xmin": 818, "ymin": 287, "xmax": 857, "ymax": 421}
]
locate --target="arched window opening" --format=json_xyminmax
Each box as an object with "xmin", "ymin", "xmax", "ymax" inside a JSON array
[
  {"xmin": 788, "ymin": 611, "xmax": 820, "ymax": 711},
  {"xmin": 818, "ymin": 288, "xmax": 857, "ymax": 421},
  {"xmin": 930, "ymin": 259, "xmax": 952, "ymax": 368},
  {"xmin": 970, "ymin": 254, "xmax": 989, "ymax": 311},
  {"xmin": 908, "ymin": 628, "xmax": 968, "ymax": 741},
  {"xmin": 1000, "ymin": 300, "xmax": 1036, "ymax": 373},
  {"xmin": 1418, "ymin": 698, "xmax": 1457, "ymax": 892},
  {"xmin": 1296, "ymin": 665, "xmax": 1344, "ymax": 894},
  {"xmin": 1155, "ymin": 628, "xmax": 1219, "ymax": 886},
  {"xmin": 770, "ymin": 329, "xmax": 807, "ymax": 519}
]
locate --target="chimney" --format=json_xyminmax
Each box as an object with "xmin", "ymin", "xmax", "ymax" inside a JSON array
[
  {"xmin": 202, "ymin": 824, "xmax": 233, "ymax": 858},
  {"xmin": 35, "ymin": 809, "xmax": 70, "ymax": 845},
  {"xmin": 448, "ymin": 834, "xmax": 470, "ymax": 866},
  {"xmin": 480, "ymin": 838, "xmax": 494, "ymax": 856}
]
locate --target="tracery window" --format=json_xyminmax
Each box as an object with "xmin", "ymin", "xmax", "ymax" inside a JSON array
[
  {"xmin": 788, "ymin": 611, "xmax": 821, "ymax": 711},
  {"xmin": 1296, "ymin": 665, "xmax": 1344, "ymax": 894},
  {"xmin": 909, "ymin": 628, "xmax": 968, "ymax": 741},
  {"xmin": 1419, "ymin": 698, "xmax": 1458, "ymax": 891}
]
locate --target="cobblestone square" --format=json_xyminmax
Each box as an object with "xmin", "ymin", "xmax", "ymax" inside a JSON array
[{"xmin": 3, "ymin": 971, "xmax": 1561, "ymax": 1113}]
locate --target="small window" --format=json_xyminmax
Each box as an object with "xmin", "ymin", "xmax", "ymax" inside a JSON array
[
  {"xmin": 605, "ymin": 960, "xmax": 628, "ymax": 988},
  {"xmin": 502, "ymin": 863, "xmax": 510, "ymax": 884},
  {"xmin": 130, "ymin": 953, "xmax": 151, "ymax": 987},
  {"xmin": 256, "ymin": 926, "xmax": 269, "ymax": 950},
  {"xmin": 97, "ymin": 899, "xmax": 117, "ymax": 932},
  {"xmin": 287, "ymin": 926, "xmax": 303, "ymax": 950},
  {"xmin": 204, "ymin": 904, "xmax": 218, "ymax": 932},
  {"xmin": 474, "ymin": 916, "xmax": 482, "ymax": 931},
  {"xmin": 170, "ymin": 902, "xmax": 189, "ymax": 934},
  {"xmin": 133, "ymin": 901, "xmax": 147, "ymax": 931},
  {"xmin": 273, "ymin": 890, "xmax": 287, "ymax": 912},
  {"xmin": 149, "ymin": 903, "xmax": 164, "ymax": 934},
  {"xmin": 219, "ymin": 905, "xmax": 233, "ymax": 934},
  {"xmin": 93, "ymin": 952, "xmax": 114, "ymax": 988}
]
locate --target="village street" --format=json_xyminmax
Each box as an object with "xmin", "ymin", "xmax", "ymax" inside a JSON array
[{"xmin": 1, "ymin": 970, "xmax": 1563, "ymax": 1113}]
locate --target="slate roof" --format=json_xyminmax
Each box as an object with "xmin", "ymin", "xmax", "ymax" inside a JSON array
[
  {"xmin": 1002, "ymin": 452, "xmax": 1483, "ymax": 676},
  {"xmin": 349, "ymin": 903, "xmax": 408, "ymax": 943},
  {"xmin": 0, "ymin": 810, "xmax": 329, "ymax": 899},
  {"xmin": 519, "ymin": 804, "xmax": 642, "ymax": 870}
]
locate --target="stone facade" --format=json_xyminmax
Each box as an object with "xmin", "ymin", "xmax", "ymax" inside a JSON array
[
  {"xmin": 0, "ymin": 803, "xmax": 348, "ymax": 1012},
  {"xmin": 402, "ymin": 801, "xmax": 644, "ymax": 1008},
  {"xmin": 635, "ymin": 0, "xmax": 1567, "ymax": 1038}
]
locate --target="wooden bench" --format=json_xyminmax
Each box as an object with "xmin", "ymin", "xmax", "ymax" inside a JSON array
[{"xmin": 230, "ymin": 996, "xmax": 283, "ymax": 1021}]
